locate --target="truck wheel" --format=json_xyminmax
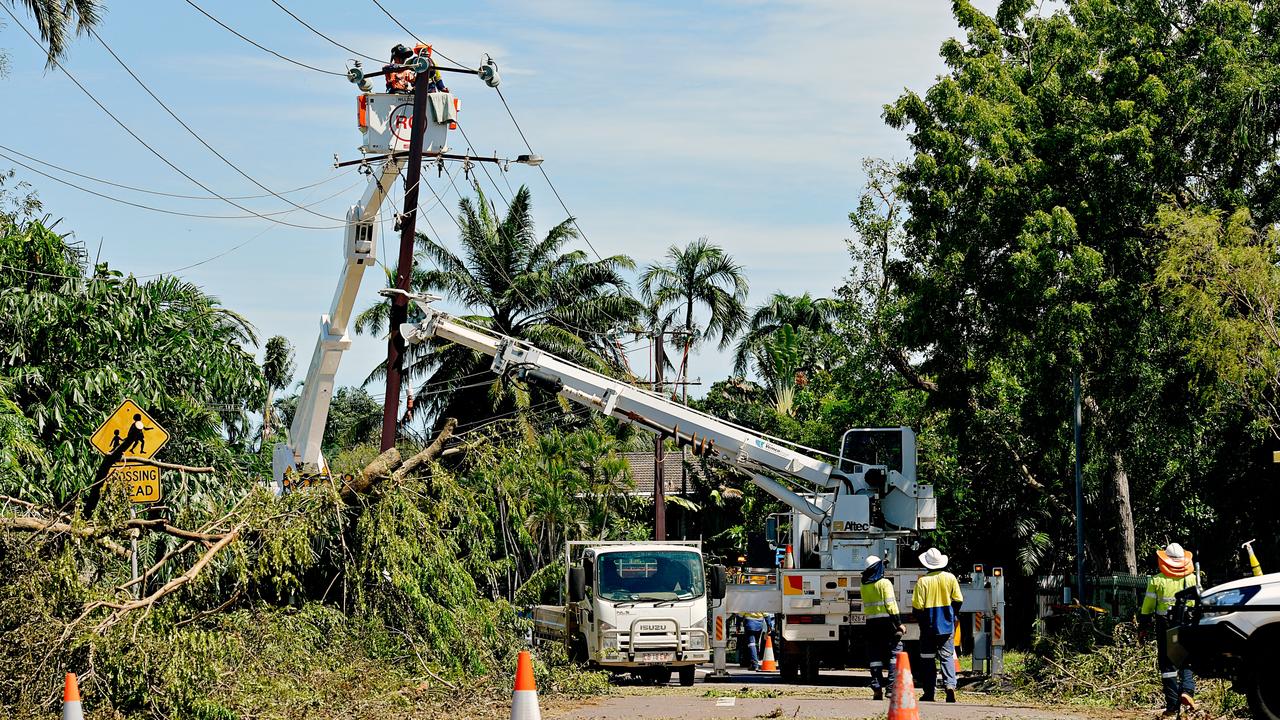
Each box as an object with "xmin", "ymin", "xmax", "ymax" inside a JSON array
[
  {"xmin": 649, "ymin": 667, "xmax": 673, "ymax": 685},
  {"xmin": 802, "ymin": 652, "xmax": 820, "ymax": 684},
  {"xmin": 1246, "ymin": 670, "xmax": 1280, "ymax": 720},
  {"xmin": 779, "ymin": 656, "xmax": 798, "ymax": 682},
  {"xmin": 679, "ymin": 665, "xmax": 696, "ymax": 686}
]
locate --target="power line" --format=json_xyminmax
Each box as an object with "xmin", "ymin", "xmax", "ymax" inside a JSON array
[
  {"xmin": 90, "ymin": 28, "xmax": 345, "ymax": 223},
  {"xmin": 268, "ymin": 0, "xmax": 383, "ymax": 64},
  {"xmin": 0, "ymin": 144, "xmax": 353, "ymax": 201},
  {"xmin": 0, "ymin": 149, "xmax": 353, "ymax": 224},
  {"xmin": 366, "ymin": 0, "xmax": 469, "ymax": 70},
  {"xmin": 492, "ymin": 86, "xmax": 607, "ymax": 263},
  {"xmin": 181, "ymin": 0, "xmax": 343, "ymax": 76},
  {"xmin": 0, "ymin": 5, "xmax": 343, "ymax": 231}
]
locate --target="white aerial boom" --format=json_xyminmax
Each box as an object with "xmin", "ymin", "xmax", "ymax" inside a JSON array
[{"xmin": 393, "ymin": 292, "xmax": 936, "ymax": 570}]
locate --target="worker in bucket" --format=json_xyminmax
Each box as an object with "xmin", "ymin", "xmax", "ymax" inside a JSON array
[
  {"xmin": 383, "ymin": 43, "xmax": 414, "ymax": 93},
  {"xmin": 1140, "ymin": 542, "xmax": 1198, "ymax": 717},
  {"xmin": 860, "ymin": 555, "xmax": 905, "ymax": 701},
  {"xmin": 911, "ymin": 547, "xmax": 963, "ymax": 703}
]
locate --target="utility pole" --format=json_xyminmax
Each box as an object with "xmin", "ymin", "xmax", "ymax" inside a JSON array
[
  {"xmin": 1073, "ymin": 368, "xmax": 1086, "ymax": 603},
  {"xmin": 380, "ymin": 75, "xmax": 430, "ymax": 451},
  {"xmin": 653, "ymin": 331, "xmax": 666, "ymax": 541}
]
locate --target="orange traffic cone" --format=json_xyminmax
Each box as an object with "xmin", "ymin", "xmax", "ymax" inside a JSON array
[
  {"xmin": 511, "ymin": 649, "xmax": 541, "ymax": 720},
  {"xmin": 759, "ymin": 634, "xmax": 778, "ymax": 672},
  {"xmin": 783, "ymin": 545, "xmax": 795, "ymax": 569},
  {"xmin": 953, "ymin": 626, "xmax": 962, "ymax": 674},
  {"xmin": 887, "ymin": 650, "xmax": 919, "ymax": 720},
  {"xmin": 63, "ymin": 673, "xmax": 84, "ymax": 720}
]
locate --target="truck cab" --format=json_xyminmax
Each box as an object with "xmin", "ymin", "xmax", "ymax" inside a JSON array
[{"xmin": 534, "ymin": 541, "xmax": 724, "ymax": 685}]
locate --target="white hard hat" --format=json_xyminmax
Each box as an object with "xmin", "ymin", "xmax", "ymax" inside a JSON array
[
  {"xmin": 865, "ymin": 555, "xmax": 881, "ymax": 569},
  {"xmin": 1165, "ymin": 543, "xmax": 1185, "ymax": 559}
]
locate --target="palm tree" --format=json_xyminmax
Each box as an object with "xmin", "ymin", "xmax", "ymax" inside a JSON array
[
  {"xmin": 639, "ymin": 238, "xmax": 749, "ymax": 401},
  {"xmin": 732, "ymin": 292, "xmax": 839, "ymax": 376},
  {"xmin": 9, "ymin": 0, "xmax": 103, "ymax": 65},
  {"xmin": 355, "ymin": 184, "xmax": 642, "ymax": 429},
  {"xmin": 260, "ymin": 336, "xmax": 294, "ymax": 444}
]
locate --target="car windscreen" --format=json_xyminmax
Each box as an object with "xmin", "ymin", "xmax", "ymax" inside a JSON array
[{"xmin": 597, "ymin": 550, "xmax": 705, "ymax": 602}]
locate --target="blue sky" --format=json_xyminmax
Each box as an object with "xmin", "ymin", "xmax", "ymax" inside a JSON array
[{"xmin": 0, "ymin": 1, "xmax": 991, "ymax": 401}]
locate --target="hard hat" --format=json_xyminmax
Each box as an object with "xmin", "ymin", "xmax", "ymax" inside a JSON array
[
  {"xmin": 390, "ymin": 43, "xmax": 412, "ymax": 60},
  {"xmin": 1164, "ymin": 542, "xmax": 1185, "ymax": 559},
  {"xmin": 864, "ymin": 555, "xmax": 881, "ymax": 569}
]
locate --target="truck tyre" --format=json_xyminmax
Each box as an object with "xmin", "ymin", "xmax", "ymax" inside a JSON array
[
  {"xmin": 655, "ymin": 667, "xmax": 674, "ymax": 685},
  {"xmin": 569, "ymin": 634, "xmax": 588, "ymax": 664},
  {"xmin": 802, "ymin": 651, "xmax": 820, "ymax": 684},
  {"xmin": 1246, "ymin": 671, "xmax": 1280, "ymax": 720},
  {"xmin": 679, "ymin": 665, "xmax": 696, "ymax": 686},
  {"xmin": 779, "ymin": 655, "xmax": 798, "ymax": 682}
]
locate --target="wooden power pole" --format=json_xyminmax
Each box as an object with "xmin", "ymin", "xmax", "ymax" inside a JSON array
[
  {"xmin": 380, "ymin": 76, "xmax": 430, "ymax": 451},
  {"xmin": 653, "ymin": 331, "xmax": 666, "ymax": 541}
]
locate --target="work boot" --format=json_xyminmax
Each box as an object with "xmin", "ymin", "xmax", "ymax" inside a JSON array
[
  {"xmin": 945, "ymin": 688, "xmax": 957, "ymax": 703},
  {"xmin": 872, "ymin": 688, "xmax": 883, "ymax": 701},
  {"xmin": 920, "ymin": 692, "xmax": 935, "ymax": 702}
]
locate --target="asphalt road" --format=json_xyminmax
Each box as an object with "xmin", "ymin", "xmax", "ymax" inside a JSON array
[{"xmin": 546, "ymin": 668, "xmax": 1132, "ymax": 720}]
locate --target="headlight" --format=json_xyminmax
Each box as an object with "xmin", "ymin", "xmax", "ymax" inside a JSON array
[
  {"xmin": 599, "ymin": 620, "xmax": 614, "ymax": 631},
  {"xmin": 1202, "ymin": 586, "xmax": 1261, "ymax": 607},
  {"xmin": 688, "ymin": 634, "xmax": 706, "ymax": 650}
]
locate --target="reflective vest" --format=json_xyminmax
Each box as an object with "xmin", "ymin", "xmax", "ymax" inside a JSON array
[
  {"xmin": 860, "ymin": 578, "xmax": 899, "ymax": 620},
  {"xmin": 911, "ymin": 570, "xmax": 964, "ymax": 634},
  {"xmin": 1141, "ymin": 573, "xmax": 1198, "ymax": 616}
]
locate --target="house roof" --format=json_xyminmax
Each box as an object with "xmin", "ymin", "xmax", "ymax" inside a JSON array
[{"xmin": 622, "ymin": 451, "xmax": 706, "ymax": 496}]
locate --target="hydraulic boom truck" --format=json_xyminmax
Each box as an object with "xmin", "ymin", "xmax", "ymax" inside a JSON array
[{"xmin": 391, "ymin": 293, "xmax": 1007, "ymax": 682}]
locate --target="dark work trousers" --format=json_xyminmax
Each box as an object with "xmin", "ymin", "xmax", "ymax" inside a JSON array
[
  {"xmin": 1155, "ymin": 614, "xmax": 1195, "ymax": 713},
  {"xmin": 917, "ymin": 631, "xmax": 956, "ymax": 697},
  {"xmin": 865, "ymin": 618, "xmax": 903, "ymax": 691}
]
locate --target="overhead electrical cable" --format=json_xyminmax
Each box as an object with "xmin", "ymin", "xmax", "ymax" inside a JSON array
[
  {"xmin": 0, "ymin": 144, "xmax": 353, "ymax": 201},
  {"xmin": 0, "ymin": 149, "xmax": 353, "ymax": 224},
  {"xmin": 181, "ymin": 0, "xmax": 343, "ymax": 75},
  {"xmin": 267, "ymin": 0, "xmax": 383, "ymax": 63},
  {"xmin": 0, "ymin": 5, "xmax": 344, "ymax": 231},
  {"xmin": 492, "ymin": 86, "xmax": 606, "ymax": 263},
  {"xmin": 90, "ymin": 28, "xmax": 346, "ymax": 223}
]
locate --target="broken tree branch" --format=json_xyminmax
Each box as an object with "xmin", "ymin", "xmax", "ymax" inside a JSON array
[
  {"xmin": 0, "ymin": 516, "xmax": 130, "ymax": 557},
  {"xmin": 131, "ymin": 457, "xmax": 216, "ymax": 474},
  {"xmin": 391, "ymin": 418, "xmax": 457, "ymax": 484}
]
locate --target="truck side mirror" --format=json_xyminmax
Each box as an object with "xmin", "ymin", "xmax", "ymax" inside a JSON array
[
  {"xmin": 765, "ymin": 517, "xmax": 778, "ymax": 545},
  {"xmin": 569, "ymin": 567, "xmax": 587, "ymax": 603},
  {"xmin": 709, "ymin": 565, "xmax": 728, "ymax": 600}
]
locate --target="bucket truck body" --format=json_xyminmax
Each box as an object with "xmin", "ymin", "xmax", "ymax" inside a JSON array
[{"xmin": 395, "ymin": 298, "xmax": 952, "ymax": 680}]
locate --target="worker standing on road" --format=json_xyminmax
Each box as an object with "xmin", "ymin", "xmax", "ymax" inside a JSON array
[
  {"xmin": 739, "ymin": 611, "xmax": 767, "ymax": 671},
  {"xmin": 911, "ymin": 547, "xmax": 963, "ymax": 703},
  {"xmin": 861, "ymin": 555, "xmax": 905, "ymax": 701},
  {"xmin": 1140, "ymin": 542, "xmax": 1198, "ymax": 717}
]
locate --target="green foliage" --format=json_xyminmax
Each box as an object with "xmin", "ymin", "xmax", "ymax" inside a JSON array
[
  {"xmin": 0, "ymin": 214, "xmax": 264, "ymax": 504},
  {"xmin": 355, "ymin": 184, "xmax": 641, "ymax": 429}
]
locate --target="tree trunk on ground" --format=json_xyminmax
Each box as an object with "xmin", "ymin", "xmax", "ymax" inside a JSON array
[{"xmin": 1108, "ymin": 450, "xmax": 1139, "ymax": 575}]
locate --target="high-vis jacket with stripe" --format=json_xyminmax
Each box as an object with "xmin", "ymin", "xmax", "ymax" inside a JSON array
[
  {"xmin": 1140, "ymin": 573, "xmax": 1198, "ymax": 616},
  {"xmin": 861, "ymin": 578, "xmax": 900, "ymax": 622},
  {"xmin": 912, "ymin": 570, "xmax": 964, "ymax": 635}
]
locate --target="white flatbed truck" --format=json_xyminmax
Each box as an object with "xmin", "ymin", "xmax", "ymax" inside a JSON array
[{"xmin": 532, "ymin": 541, "xmax": 726, "ymax": 684}]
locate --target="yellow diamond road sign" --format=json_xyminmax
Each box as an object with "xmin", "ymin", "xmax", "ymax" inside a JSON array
[{"xmin": 90, "ymin": 399, "xmax": 169, "ymax": 460}]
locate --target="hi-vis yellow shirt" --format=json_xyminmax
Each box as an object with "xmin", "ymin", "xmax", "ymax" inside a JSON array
[
  {"xmin": 1141, "ymin": 573, "xmax": 1198, "ymax": 616},
  {"xmin": 911, "ymin": 570, "xmax": 963, "ymax": 634},
  {"xmin": 860, "ymin": 578, "xmax": 899, "ymax": 620}
]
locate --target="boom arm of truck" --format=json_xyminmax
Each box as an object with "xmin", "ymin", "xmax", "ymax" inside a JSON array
[
  {"xmin": 272, "ymin": 158, "xmax": 405, "ymax": 488},
  {"xmin": 395, "ymin": 294, "xmax": 888, "ymax": 524}
]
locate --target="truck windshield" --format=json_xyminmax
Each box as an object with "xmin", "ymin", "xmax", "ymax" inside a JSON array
[{"xmin": 596, "ymin": 550, "xmax": 704, "ymax": 602}]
